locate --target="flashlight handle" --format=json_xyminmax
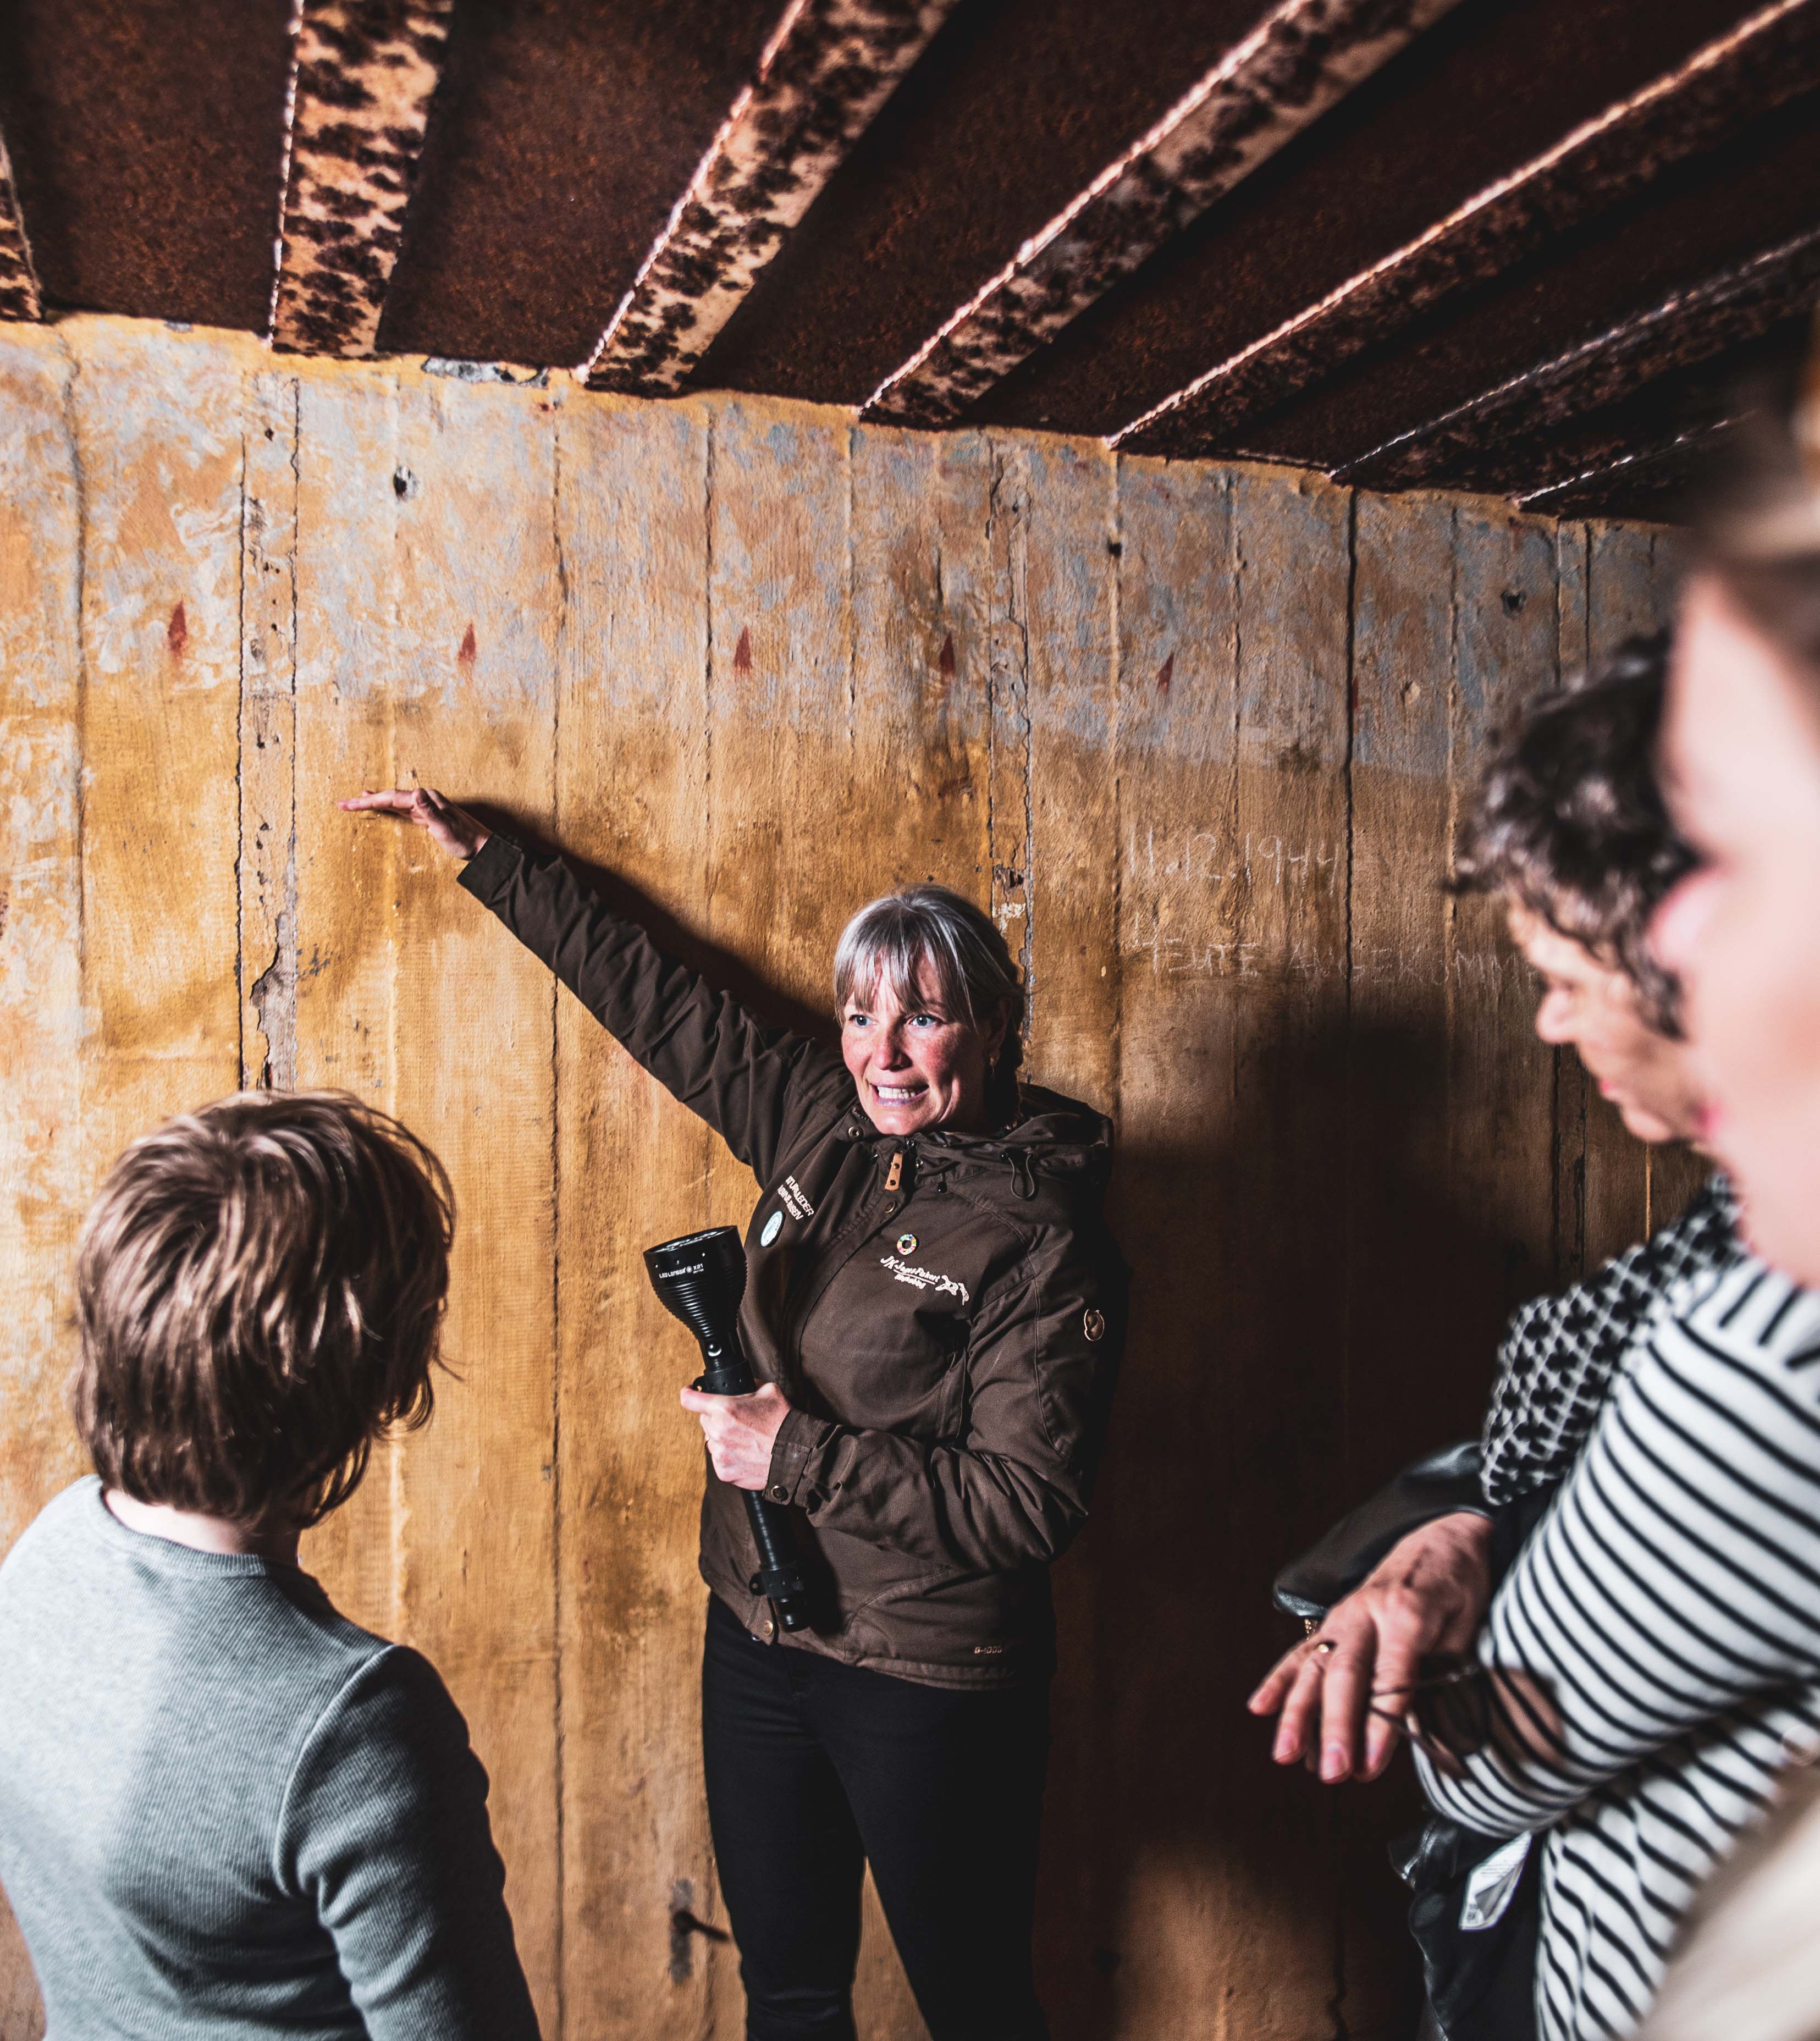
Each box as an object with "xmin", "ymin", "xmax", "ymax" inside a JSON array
[
  {"xmin": 742, "ymin": 1495, "xmax": 812, "ymax": 1631},
  {"xmin": 692, "ymin": 1367, "xmax": 813, "ymax": 1633}
]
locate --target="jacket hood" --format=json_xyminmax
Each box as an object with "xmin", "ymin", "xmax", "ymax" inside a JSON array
[{"xmin": 837, "ymin": 1082, "xmax": 1115, "ymax": 1194}]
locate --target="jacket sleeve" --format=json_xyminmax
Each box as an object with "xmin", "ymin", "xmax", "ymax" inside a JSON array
[
  {"xmin": 278, "ymin": 1648, "xmax": 542, "ymax": 2041},
  {"xmin": 1479, "ymin": 1174, "xmax": 1739, "ymax": 1505},
  {"xmin": 767, "ymin": 1229, "xmax": 1126, "ymax": 1572},
  {"xmin": 457, "ymin": 832, "xmax": 846, "ymax": 1179}
]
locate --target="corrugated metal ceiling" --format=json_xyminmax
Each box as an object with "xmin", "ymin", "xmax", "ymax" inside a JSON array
[{"xmin": 0, "ymin": 0, "xmax": 1813, "ymax": 518}]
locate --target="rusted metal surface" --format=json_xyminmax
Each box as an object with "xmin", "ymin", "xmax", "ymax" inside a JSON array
[
  {"xmin": 582, "ymin": 0, "xmax": 957, "ymax": 395},
  {"xmin": 967, "ymin": 0, "xmax": 1760, "ymax": 442},
  {"xmin": 377, "ymin": 0, "xmax": 783, "ymax": 367},
  {"xmin": 694, "ymin": 0, "xmax": 1286, "ymax": 406},
  {"xmin": 1114, "ymin": 0, "xmax": 1820, "ymax": 454},
  {"xmin": 0, "ymin": 130, "xmax": 40, "ymax": 322},
  {"xmin": 1516, "ymin": 415, "xmax": 1745, "ymax": 517},
  {"xmin": 0, "ymin": 0, "xmax": 294, "ymax": 329},
  {"xmin": 863, "ymin": 0, "xmax": 1464, "ymax": 428},
  {"xmin": 270, "ymin": 0, "xmax": 455, "ymax": 357},
  {"xmin": 1334, "ymin": 225, "xmax": 1820, "ymax": 489},
  {"xmin": 1238, "ymin": 104, "xmax": 1820, "ymax": 475},
  {"xmin": 0, "ymin": 0, "xmax": 1805, "ymax": 510}
]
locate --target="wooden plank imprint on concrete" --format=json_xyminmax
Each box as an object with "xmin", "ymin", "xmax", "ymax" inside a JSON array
[{"xmin": 0, "ymin": 317, "xmax": 1703, "ymax": 2041}]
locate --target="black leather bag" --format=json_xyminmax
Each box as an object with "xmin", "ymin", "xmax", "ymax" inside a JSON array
[
  {"xmin": 1394, "ymin": 1817, "xmax": 1541, "ymax": 2041},
  {"xmin": 1272, "ymin": 1442, "xmax": 1544, "ymax": 2041},
  {"xmin": 1272, "ymin": 1442, "xmax": 1488, "ymax": 1624}
]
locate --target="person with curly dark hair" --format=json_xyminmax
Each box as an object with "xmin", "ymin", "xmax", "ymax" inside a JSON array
[
  {"xmin": 1251, "ymin": 637, "xmax": 1727, "ymax": 1792},
  {"xmin": 1453, "ymin": 636, "xmax": 1695, "ymax": 1052}
]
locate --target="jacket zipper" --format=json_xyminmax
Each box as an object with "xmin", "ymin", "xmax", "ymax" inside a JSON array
[{"xmin": 773, "ymin": 1139, "xmax": 914, "ymax": 1371}]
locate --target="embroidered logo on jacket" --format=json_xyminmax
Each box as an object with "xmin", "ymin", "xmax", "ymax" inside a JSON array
[
  {"xmin": 779, "ymin": 1177, "xmax": 815, "ymax": 1220},
  {"xmin": 879, "ymin": 1254, "xmax": 970, "ymax": 1304}
]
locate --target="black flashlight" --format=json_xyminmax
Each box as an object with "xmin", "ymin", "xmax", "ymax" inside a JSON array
[{"xmin": 644, "ymin": 1225, "xmax": 812, "ymax": 1633}]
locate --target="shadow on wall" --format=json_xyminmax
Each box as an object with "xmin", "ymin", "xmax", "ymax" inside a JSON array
[
  {"xmin": 478, "ymin": 801, "xmax": 839, "ymax": 1048},
  {"xmin": 1036, "ymin": 1009, "xmax": 1547, "ymax": 2041}
]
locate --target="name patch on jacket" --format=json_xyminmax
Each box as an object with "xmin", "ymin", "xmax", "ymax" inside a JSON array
[
  {"xmin": 779, "ymin": 1177, "xmax": 816, "ymax": 1220},
  {"xmin": 879, "ymin": 1254, "xmax": 970, "ymax": 1304}
]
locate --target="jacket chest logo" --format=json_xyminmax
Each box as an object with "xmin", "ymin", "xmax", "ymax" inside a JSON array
[{"xmin": 879, "ymin": 1253, "xmax": 970, "ymax": 1304}]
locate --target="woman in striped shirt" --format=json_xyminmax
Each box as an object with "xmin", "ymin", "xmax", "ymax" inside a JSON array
[
  {"xmin": 1253, "ymin": 631, "xmax": 1820, "ymax": 2041},
  {"xmin": 1418, "ymin": 1257, "xmax": 1820, "ymax": 2039},
  {"xmin": 1630, "ymin": 384, "xmax": 1820, "ymax": 2041}
]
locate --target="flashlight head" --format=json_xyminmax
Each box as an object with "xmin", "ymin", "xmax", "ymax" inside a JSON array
[{"xmin": 644, "ymin": 1226, "xmax": 750, "ymax": 1387}]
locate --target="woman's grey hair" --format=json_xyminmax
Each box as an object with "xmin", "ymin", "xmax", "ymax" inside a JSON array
[{"xmin": 833, "ymin": 885, "xmax": 1025, "ymax": 1104}]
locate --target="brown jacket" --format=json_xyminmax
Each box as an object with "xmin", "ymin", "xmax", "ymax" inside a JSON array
[{"xmin": 460, "ymin": 835, "xmax": 1127, "ymax": 1688}]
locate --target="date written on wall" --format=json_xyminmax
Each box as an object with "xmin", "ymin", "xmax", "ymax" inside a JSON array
[{"xmin": 1124, "ymin": 825, "xmax": 1344, "ymax": 896}]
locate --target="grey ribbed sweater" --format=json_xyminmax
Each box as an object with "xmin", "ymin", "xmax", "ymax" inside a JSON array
[{"xmin": 0, "ymin": 1480, "xmax": 541, "ymax": 2039}]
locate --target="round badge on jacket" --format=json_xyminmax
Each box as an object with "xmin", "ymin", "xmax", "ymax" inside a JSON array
[
  {"xmin": 760, "ymin": 1211, "xmax": 784, "ymax": 1246},
  {"xmin": 1083, "ymin": 1309, "xmax": 1106, "ymax": 1342},
  {"xmin": 896, "ymin": 1232, "xmax": 918, "ymax": 1254}
]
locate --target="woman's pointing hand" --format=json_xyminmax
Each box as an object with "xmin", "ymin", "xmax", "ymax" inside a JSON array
[{"xmin": 340, "ymin": 786, "xmax": 490, "ymax": 862}]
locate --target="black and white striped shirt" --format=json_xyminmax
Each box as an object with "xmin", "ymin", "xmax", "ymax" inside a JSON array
[{"xmin": 1419, "ymin": 1259, "xmax": 1820, "ymax": 2041}]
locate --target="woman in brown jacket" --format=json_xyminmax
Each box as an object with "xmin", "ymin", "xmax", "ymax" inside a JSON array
[{"xmin": 344, "ymin": 785, "xmax": 1128, "ymax": 2041}]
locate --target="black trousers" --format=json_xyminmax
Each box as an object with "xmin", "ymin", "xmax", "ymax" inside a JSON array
[{"xmin": 702, "ymin": 1594, "xmax": 1051, "ymax": 2041}]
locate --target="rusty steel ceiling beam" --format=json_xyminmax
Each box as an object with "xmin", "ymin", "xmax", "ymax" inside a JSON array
[
  {"xmin": 0, "ymin": 127, "xmax": 41, "ymax": 322},
  {"xmin": 1112, "ymin": 0, "xmax": 1820, "ymax": 454},
  {"xmin": 861, "ymin": 0, "xmax": 1466, "ymax": 429},
  {"xmin": 1330, "ymin": 225, "xmax": 1820, "ymax": 489},
  {"xmin": 581, "ymin": 0, "xmax": 956, "ymax": 395},
  {"xmin": 1514, "ymin": 414, "xmax": 1745, "ymax": 514},
  {"xmin": 269, "ymin": 0, "xmax": 455, "ymax": 357}
]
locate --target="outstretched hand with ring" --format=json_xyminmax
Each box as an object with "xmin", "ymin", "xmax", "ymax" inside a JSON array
[{"xmin": 1247, "ymin": 1510, "xmax": 1494, "ymax": 1783}]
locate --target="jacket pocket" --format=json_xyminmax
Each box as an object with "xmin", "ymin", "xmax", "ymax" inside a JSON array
[{"xmin": 845, "ymin": 1565, "xmax": 1046, "ymax": 1672}]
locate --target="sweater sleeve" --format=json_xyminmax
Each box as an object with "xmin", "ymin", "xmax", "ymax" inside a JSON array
[
  {"xmin": 1479, "ymin": 1174, "xmax": 1739, "ymax": 1505},
  {"xmin": 457, "ymin": 832, "xmax": 847, "ymax": 1181},
  {"xmin": 277, "ymin": 1647, "xmax": 541, "ymax": 2041},
  {"xmin": 768, "ymin": 1227, "xmax": 1127, "ymax": 1571}
]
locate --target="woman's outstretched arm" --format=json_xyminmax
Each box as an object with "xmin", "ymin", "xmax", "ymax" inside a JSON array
[{"xmin": 340, "ymin": 787, "xmax": 846, "ymax": 1179}]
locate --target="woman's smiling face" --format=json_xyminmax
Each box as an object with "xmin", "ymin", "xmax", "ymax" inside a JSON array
[{"xmin": 842, "ymin": 959, "xmax": 1007, "ymax": 1137}]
